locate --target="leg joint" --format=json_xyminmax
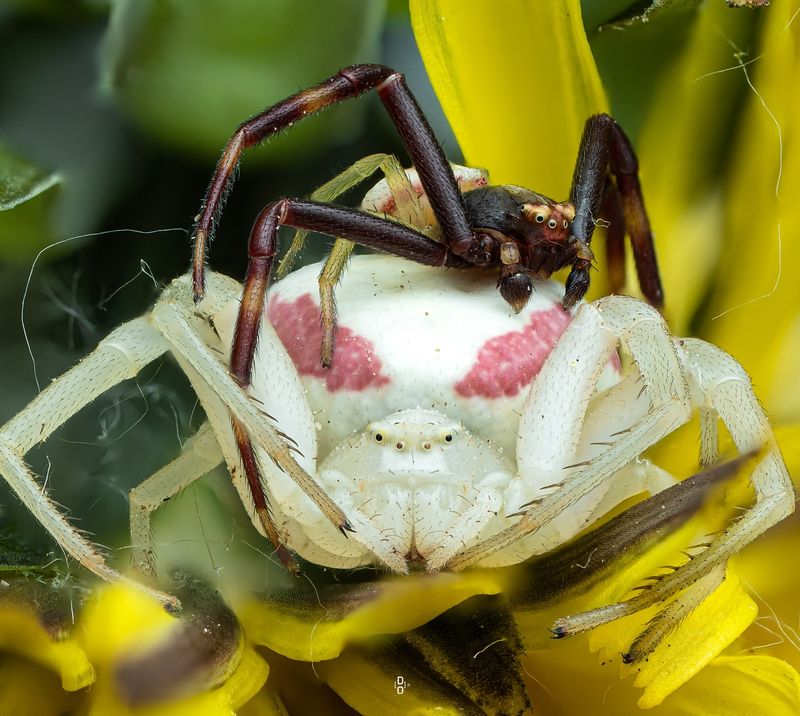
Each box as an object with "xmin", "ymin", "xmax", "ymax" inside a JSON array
[{"xmin": 338, "ymin": 64, "xmax": 395, "ymax": 92}]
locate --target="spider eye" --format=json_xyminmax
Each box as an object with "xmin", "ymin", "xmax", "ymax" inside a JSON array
[
  {"xmin": 374, "ymin": 433, "xmax": 383, "ymax": 443},
  {"xmin": 444, "ymin": 433, "xmax": 453, "ymax": 443},
  {"xmin": 563, "ymin": 219, "xmax": 568, "ymax": 228},
  {"xmin": 548, "ymin": 219, "xmax": 558, "ymax": 229},
  {"xmin": 395, "ymin": 440, "xmax": 405, "ymax": 450},
  {"xmin": 535, "ymin": 214, "xmax": 545, "ymax": 223}
]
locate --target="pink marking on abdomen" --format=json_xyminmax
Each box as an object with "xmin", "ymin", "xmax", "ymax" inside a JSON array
[
  {"xmin": 455, "ymin": 306, "xmax": 572, "ymax": 399},
  {"xmin": 267, "ymin": 292, "xmax": 390, "ymax": 392}
]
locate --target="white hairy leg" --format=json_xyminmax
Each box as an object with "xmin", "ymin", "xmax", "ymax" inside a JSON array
[
  {"xmin": 0, "ymin": 318, "xmax": 179, "ymax": 609},
  {"xmin": 129, "ymin": 422, "xmax": 223, "ymax": 578},
  {"xmin": 449, "ymin": 295, "xmax": 692, "ymax": 569},
  {"xmin": 554, "ymin": 337, "xmax": 794, "ymax": 641},
  {"xmin": 150, "ymin": 283, "xmax": 348, "ymax": 533}
]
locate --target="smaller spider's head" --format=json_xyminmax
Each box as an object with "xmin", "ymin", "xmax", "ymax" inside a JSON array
[
  {"xmin": 463, "ymin": 186, "xmax": 575, "ymax": 247},
  {"xmin": 518, "ymin": 200, "xmax": 576, "ymax": 244},
  {"xmin": 463, "ymin": 186, "xmax": 578, "ymax": 312}
]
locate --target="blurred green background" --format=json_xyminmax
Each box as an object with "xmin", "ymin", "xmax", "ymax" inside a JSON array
[{"xmin": 0, "ymin": 0, "xmax": 765, "ymax": 591}]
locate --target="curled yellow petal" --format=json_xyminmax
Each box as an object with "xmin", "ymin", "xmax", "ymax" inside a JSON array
[
  {"xmin": 411, "ymin": 0, "xmax": 607, "ymax": 197},
  {"xmin": 632, "ymin": 567, "xmax": 758, "ymax": 709},
  {"xmin": 77, "ymin": 584, "xmax": 267, "ymax": 715},
  {"xmin": 241, "ymin": 569, "xmax": 510, "ymax": 662},
  {"xmin": 0, "ymin": 605, "xmax": 94, "ymax": 691},
  {"xmin": 662, "ymin": 655, "xmax": 800, "ymax": 715}
]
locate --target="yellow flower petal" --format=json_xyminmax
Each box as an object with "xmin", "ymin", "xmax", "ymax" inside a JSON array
[
  {"xmin": 317, "ymin": 644, "xmax": 470, "ymax": 716},
  {"xmin": 634, "ymin": 3, "xmax": 751, "ymax": 331},
  {"xmin": 662, "ymin": 655, "xmax": 800, "ymax": 715},
  {"xmin": 702, "ymin": 0, "xmax": 800, "ymax": 420},
  {"xmin": 632, "ymin": 568, "xmax": 758, "ymax": 709},
  {"xmin": 0, "ymin": 605, "xmax": 94, "ymax": 691},
  {"xmin": 236, "ymin": 683, "xmax": 288, "ymax": 716},
  {"xmin": 411, "ymin": 0, "xmax": 607, "ymax": 197},
  {"xmin": 79, "ymin": 584, "xmax": 177, "ymax": 664},
  {"xmin": 241, "ymin": 569, "xmax": 511, "ymax": 662},
  {"xmin": 78, "ymin": 585, "xmax": 267, "ymax": 715}
]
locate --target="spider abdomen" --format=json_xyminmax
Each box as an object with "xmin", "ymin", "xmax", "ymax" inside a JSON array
[{"xmin": 266, "ymin": 255, "xmax": 608, "ymax": 458}]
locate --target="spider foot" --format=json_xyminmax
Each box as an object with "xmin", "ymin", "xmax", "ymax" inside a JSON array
[
  {"xmin": 276, "ymin": 544, "xmax": 302, "ymax": 576},
  {"xmin": 551, "ymin": 564, "xmax": 727, "ymax": 664}
]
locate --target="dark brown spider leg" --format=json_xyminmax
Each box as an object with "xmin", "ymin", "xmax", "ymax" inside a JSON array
[
  {"xmin": 567, "ymin": 113, "xmax": 663, "ymax": 308},
  {"xmin": 193, "ymin": 64, "xmax": 478, "ymax": 300},
  {"xmin": 227, "ymin": 199, "xmax": 465, "ymax": 563},
  {"xmin": 231, "ymin": 419, "xmax": 299, "ymax": 573},
  {"xmin": 601, "ymin": 183, "xmax": 626, "ymax": 295},
  {"xmin": 233, "ymin": 198, "xmax": 467, "ymax": 381}
]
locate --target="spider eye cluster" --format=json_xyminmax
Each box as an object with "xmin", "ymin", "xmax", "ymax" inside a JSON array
[
  {"xmin": 521, "ymin": 202, "xmax": 572, "ymax": 231},
  {"xmin": 367, "ymin": 421, "xmax": 460, "ymax": 451}
]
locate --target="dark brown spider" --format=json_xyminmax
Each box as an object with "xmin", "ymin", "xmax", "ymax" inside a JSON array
[
  {"xmin": 190, "ymin": 65, "xmax": 663, "ymax": 559},
  {"xmin": 193, "ymin": 65, "xmax": 661, "ymax": 378}
]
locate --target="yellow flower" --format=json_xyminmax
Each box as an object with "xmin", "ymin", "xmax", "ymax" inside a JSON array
[
  {"xmin": 0, "ymin": 575, "xmax": 268, "ymax": 716},
  {"xmin": 410, "ymin": 0, "xmax": 800, "ymax": 712}
]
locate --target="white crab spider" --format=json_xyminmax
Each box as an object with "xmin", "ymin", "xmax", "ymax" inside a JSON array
[{"xmin": 0, "ymin": 249, "xmax": 792, "ymax": 640}]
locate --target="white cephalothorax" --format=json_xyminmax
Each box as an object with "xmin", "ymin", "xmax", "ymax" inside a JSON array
[{"xmin": 319, "ymin": 409, "xmax": 512, "ymax": 564}]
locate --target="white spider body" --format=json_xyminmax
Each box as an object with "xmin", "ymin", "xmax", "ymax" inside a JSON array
[
  {"xmin": 0, "ymin": 255, "xmax": 792, "ymax": 641},
  {"xmin": 318, "ymin": 409, "xmax": 513, "ymax": 566},
  {"xmin": 211, "ymin": 254, "xmax": 631, "ymax": 570},
  {"xmin": 265, "ymin": 255, "xmax": 618, "ymax": 456}
]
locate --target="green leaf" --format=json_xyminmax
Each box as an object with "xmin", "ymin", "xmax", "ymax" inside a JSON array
[
  {"xmin": 0, "ymin": 146, "xmax": 62, "ymax": 261},
  {"xmin": 0, "ymin": 19, "xmax": 138, "ymax": 262},
  {"xmin": 100, "ymin": 0, "xmax": 388, "ymax": 161},
  {"xmin": 0, "ymin": 145, "xmax": 60, "ymax": 212},
  {"xmin": 588, "ymin": 2, "xmax": 704, "ymax": 139}
]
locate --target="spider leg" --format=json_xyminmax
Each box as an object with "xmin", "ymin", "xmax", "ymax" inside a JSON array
[
  {"xmin": 447, "ymin": 296, "xmax": 692, "ymax": 571},
  {"xmin": 600, "ymin": 182, "xmax": 626, "ymax": 296},
  {"xmin": 565, "ymin": 114, "xmax": 663, "ymax": 308},
  {"xmin": 0, "ymin": 318, "xmax": 180, "ymax": 610},
  {"xmin": 275, "ymin": 153, "xmax": 418, "ymax": 279},
  {"xmin": 317, "ymin": 242, "xmax": 354, "ymax": 365},
  {"xmin": 129, "ymin": 422, "xmax": 223, "ymax": 579},
  {"xmin": 552, "ymin": 338, "xmax": 794, "ymax": 656},
  {"xmin": 317, "ymin": 155, "xmax": 428, "ymax": 366},
  {"xmin": 193, "ymin": 65, "xmax": 477, "ymax": 300},
  {"xmin": 232, "ymin": 198, "xmax": 469, "ymax": 386},
  {"xmin": 275, "ymin": 152, "xmax": 422, "ymax": 367},
  {"xmin": 152, "ymin": 290, "xmax": 354, "ymax": 570}
]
